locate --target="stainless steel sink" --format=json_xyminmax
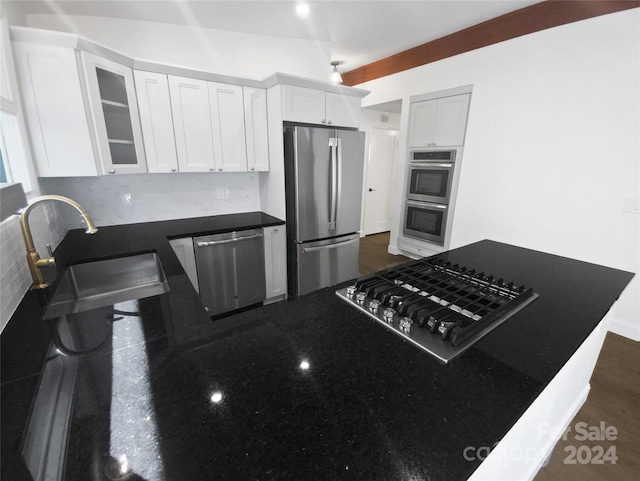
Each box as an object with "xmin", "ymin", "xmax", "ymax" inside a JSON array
[{"xmin": 43, "ymin": 252, "xmax": 170, "ymax": 319}]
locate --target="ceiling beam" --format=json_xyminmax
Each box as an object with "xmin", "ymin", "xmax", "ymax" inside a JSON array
[{"xmin": 342, "ymin": 0, "xmax": 640, "ymax": 86}]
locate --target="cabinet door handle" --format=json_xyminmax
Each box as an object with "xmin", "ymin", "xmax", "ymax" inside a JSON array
[
  {"xmin": 321, "ymin": 119, "xmax": 326, "ymax": 124},
  {"xmin": 109, "ymin": 169, "xmax": 116, "ymax": 174},
  {"xmin": 327, "ymin": 120, "xmax": 332, "ymax": 125}
]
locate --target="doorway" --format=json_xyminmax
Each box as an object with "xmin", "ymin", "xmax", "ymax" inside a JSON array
[{"xmin": 362, "ymin": 127, "xmax": 398, "ymax": 235}]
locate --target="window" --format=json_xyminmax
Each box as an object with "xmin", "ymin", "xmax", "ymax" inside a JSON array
[
  {"xmin": 0, "ymin": 148, "xmax": 7, "ymax": 183},
  {"xmin": 1, "ymin": 15, "xmax": 37, "ymax": 195},
  {"xmin": 0, "ymin": 109, "xmax": 33, "ymax": 192}
]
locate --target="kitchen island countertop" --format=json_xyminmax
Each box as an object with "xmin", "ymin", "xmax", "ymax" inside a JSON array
[{"xmin": 1, "ymin": 212, "xmax": 634, "ymax": 481}]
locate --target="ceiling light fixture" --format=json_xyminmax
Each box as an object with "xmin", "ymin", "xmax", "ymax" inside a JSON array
[
  {"xmin": 331, "ymin": 61, "xmax": 343, "ymax": 84},
  {"xmin": 295, "ymin": 2, "xmax": 310, "ymax": 18}
]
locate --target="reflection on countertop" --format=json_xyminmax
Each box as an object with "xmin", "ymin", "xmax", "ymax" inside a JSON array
[{"xmin": 1, "ymin": 212, "xmax": 634, "ymax": 481}]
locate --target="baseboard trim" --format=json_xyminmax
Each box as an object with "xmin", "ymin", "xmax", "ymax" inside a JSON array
[
  {"xmin": 608, "ymin": 316, "xmax": 640, "ymax": 342},
  {"xmin": 387, "ymin": 244, "xmax": 401, "ymax": 255}
]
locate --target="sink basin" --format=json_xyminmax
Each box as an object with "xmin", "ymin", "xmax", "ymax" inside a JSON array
[{"xmin": 43, "ymin": 252, "xmax": 170, "ymax": 319}]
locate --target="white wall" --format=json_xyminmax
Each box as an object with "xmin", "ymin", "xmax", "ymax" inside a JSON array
[
  {"xmin": 356, "ymin": 10, "xmax": 640, "ymax": 339},
  {"xmin": 24, "ymin": 14, "xmax": 332, "ymax": 81},
  {"xmin": 39, "ymin": 173, "xmax": 261, "ymax": 228}
]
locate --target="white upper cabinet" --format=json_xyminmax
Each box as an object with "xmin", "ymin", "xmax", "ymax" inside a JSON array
[
  {"xmin": 243, "ymin": 87, "xmax": 269, "ymax": 172},
  {"xmin": 282, "ymin": 85, "xmax": 325, "ymax": 124},
  {"xmin": 1, "ymin": 17, "xmax": 17, "ymax": 110},
  {"xmin": 325, "ymin": 92, "xmax": 361, "ymax": 129},
  {"xmin": 134, "ymin": 70, "xmax": 179, "ymax": 173},
  {"xmin": 408, "ymin": 99, "xmax": 438, "ymax": 147},
  {"xmin": 12, "ymin": 27, "xmax": 277, "ymax": 177},
  {"xmin": 408, "ymin": 93, "xmax": 470, "ymax": 147},
  {"xmin": 209, "ymin": 82, "xmax": 247, "ymax": 172},
  {"xmin": 168, "ymin": 77, "xmax": 269, "ymax": 173},
  {"xmin": 13, "ymin": 43, "xmax": 97, "ymax": 177},
  {"xmin": 168, "ymin": 75, "xmax": 216, "ymax": 172},
  {"xmin": 282, "ymin": 85, "xmax": 361, "ymax": 128},
  {"xmin": 433, "ymin": 94, "xmax": 471, "ymax": 146},
  {"xmin": 81, "ymin": 52, "xmax": 147, "ymax": 174}
]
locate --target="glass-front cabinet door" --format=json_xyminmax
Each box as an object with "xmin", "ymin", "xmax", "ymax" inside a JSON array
[{"xmin": 82, "ymin": 52, "xmax": 146, "ymax": 174}]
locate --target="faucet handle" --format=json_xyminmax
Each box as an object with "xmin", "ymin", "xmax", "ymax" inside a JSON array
[{"xmin": 46, "ymin": 244, "xmax": 56, "ymax": 267}]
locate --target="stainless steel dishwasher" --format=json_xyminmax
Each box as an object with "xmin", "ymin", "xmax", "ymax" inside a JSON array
[{"xmin": 194, "ymin": 229, "xmax": 266, "ymax": 316}]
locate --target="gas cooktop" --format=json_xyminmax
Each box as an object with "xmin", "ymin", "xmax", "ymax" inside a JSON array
[{"xmin": 336, "ymin": 257, "xmax": 539, "ymax": 363}]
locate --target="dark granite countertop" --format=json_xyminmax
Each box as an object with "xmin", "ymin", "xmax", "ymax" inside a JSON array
[{"xmin": 1, "ymin": 212, "xmax": 634, "ymax": 481}]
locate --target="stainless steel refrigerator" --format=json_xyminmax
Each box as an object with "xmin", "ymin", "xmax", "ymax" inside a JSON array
[{"xmin": 284, "ymin": 124, "xmax": 365, "ymax": 297}]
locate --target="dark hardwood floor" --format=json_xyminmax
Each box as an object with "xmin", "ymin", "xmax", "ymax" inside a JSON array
[
  {"xmin": 358, "ymin": 231, "xmax": 410, "ymax": 276},
  {"xmin": 534, "ymin": 332, "xmax": 640, "ymax": 481},
  {"xmin": 359, "ymin": 232, "xmax": 640, "ymax": 481}
]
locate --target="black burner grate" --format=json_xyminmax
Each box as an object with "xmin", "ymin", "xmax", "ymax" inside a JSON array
[{"xmin": 351, "ymin": 257, "xmax": 537, "ymax": 348}]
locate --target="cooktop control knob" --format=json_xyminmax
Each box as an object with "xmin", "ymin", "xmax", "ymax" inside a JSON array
[
  {"xmin": 399, "ymin": 317, "xmax": 413, "ymax": 333},
  {"xmin": 346, "ymin": 286, "xmax": 357, "ymax": 298},
  {"xmin": 437, "ymin": 320, "xmax": 458, "ymax": 338},
  {"xmin": 382, "ymin": 308, "xmax": 396, "ymax": 323},
  {"xmin": 356, "ymin": 292, "xmax": 367, "ymax": 305},
  {"xmin": 369, "ymin": 299, "xmax": 381, "ymax": 314}
]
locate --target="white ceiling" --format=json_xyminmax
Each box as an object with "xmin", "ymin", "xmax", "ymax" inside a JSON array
[{"xmin": 4, "ymin": 0, "xmax": 542, "ymax": 72}]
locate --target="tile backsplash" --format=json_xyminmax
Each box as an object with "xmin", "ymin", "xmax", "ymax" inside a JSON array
[
  {"xmin": 1, "ymin": 172, "xmax": 261, "ymax": 331},
  {"xmin": 0, "ymin": 205, "xmax": 67, "ymax": 332},
  {"xmin": 39, "ymin": 172, "xmax": 261, "ymax": 228}
]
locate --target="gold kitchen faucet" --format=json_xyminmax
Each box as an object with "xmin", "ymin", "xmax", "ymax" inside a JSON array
[{"xmin": 19, "ymin": 195, "xmax": 98, "ymax": 289}]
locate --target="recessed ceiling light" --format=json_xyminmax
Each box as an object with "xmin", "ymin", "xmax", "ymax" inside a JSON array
[{"xmin": 296, "ymin": 3, "xmax": 310, "ymax": 18}]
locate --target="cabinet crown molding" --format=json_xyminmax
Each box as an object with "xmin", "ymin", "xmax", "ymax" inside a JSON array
[
  {"xmin": 264, "ymin": 72, "xmax": 370, "ymax": 98},
  {"xmin": 9, "ymin": 26, "xmax": 370, "ymax": 95}
]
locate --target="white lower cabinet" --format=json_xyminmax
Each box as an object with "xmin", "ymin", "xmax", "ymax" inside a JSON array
[
  {"xmin": 12, "ymin": 43, "xmax": 97, "ymax": 177},
  {"xmin": 134, "ymin": 70, "xmax": 179, "ymax": 173},
  {"xmin": 263, "ymin": 225, "xmax": 287, "ymax": 302}
]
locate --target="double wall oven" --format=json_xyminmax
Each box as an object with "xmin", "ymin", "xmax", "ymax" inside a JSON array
[{"xmin": 403, "ymin": 150, "xmax": 456, "ymax": 245}]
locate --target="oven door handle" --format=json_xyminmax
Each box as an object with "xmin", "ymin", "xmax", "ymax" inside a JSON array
[
  {"xmin": 405, "ymin": 200, "xmax": 448, "ymax": 210},
  {"xmin": 409, "ymin": 162, "xmax": 454, "ymax": 169}
]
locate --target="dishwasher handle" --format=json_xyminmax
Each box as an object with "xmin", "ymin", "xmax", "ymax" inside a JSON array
[{"xmin": 196, "ymin": 233, "xmax": 263, "ymax": 248}]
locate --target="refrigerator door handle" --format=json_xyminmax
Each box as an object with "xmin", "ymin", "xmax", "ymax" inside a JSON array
[
  {"xmin": 328, "ymin": 137, "xmax": 339, "ymax": 231},
  {"xmin": 336, "ymin": 137, "xmax": 342, "ymax": 229},
  {"xmin": 301, "ymin": 236, "xmax": 359, "ymax": 253}
]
